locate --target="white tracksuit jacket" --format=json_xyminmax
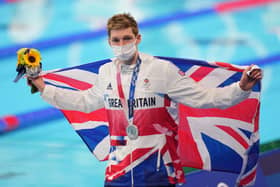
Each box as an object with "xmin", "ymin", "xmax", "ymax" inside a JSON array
[{"xmin": 42, "ymin": 53, "xmax": 250, "ymax": 186}]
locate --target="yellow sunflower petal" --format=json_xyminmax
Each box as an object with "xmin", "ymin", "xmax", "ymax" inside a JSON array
[
  {"xmin": 24, "ymin": 49, "xmax": 41, "ymax": 67},
  {"xmin": 16, "ymin": 48, "xmax": 28, "ymax": 65}
]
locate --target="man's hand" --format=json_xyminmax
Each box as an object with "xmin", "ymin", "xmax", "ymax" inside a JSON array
[
  {"xmin": 239, "ymin": 65, "xmax": 262, "ymax": 91},
  {"xmin": 27, "ymin": 76, "xmax": 46, "ymax": 93}
]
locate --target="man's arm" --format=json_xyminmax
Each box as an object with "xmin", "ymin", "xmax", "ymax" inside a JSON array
[
  {"xmin": 165, "ymin": 62, "xmax": 262, "ymax": 109},
  {"xmin": 29, "ymin": 75, "xmax": 104, "ymax": 113}
]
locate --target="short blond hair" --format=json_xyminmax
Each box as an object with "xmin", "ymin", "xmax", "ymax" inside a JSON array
[{"xmin": 107, "ymin": 13, "xmax": 139, "ymax": 37}]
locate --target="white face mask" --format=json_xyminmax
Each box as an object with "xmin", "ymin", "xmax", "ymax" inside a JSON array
[{"xmin": 111, "ymin": 41, "xmax": 137, "ymax": 61}]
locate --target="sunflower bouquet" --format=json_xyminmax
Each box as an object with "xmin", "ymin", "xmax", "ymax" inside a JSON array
[{"xmin": 14, "ymin": 48, "xmax": 42, "ymax": 93}]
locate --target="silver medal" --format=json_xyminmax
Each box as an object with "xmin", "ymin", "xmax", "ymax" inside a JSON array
[{"xmin": 126, "ymin": 124, "xmax": 139, "ymax": 140}]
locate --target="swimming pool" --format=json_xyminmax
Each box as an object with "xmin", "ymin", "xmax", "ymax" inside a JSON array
[{"xmin": 1, "ymin": 0, "xmax": 280, "ymax": 186}]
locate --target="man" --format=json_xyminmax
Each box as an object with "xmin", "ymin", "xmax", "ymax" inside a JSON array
[{"xmin": 30, "ymin": 13, "xmax": 262, "ymax": 187}]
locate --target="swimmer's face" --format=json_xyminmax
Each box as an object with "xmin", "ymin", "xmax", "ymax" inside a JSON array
[{"xmin": 108, "ymin": 27, "xmax": 141, "ymax": 46}]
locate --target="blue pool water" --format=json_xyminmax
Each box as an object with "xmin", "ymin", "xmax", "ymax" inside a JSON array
[{"xmin": 1, "ymin": 0, "xmax": 280, "ymax": 186}]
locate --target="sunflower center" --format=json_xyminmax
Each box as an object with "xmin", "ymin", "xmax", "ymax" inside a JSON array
[{"xmin": 28, "ymin": 56, "xmax": 36, "ymax": 63}]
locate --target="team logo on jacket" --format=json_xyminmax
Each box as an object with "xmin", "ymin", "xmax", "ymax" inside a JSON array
[
  {"xmin": 143, "ymin": 78, "xmax": 151, "ymax": 89},
  {"xmin": 106, "ymin": 83, "xmax": 113, "ymax": 90}
]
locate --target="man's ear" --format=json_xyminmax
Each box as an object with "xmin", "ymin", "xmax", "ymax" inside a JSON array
[{"xmin": 136, "ymin": 34, "xmax": 142, "ymax": 45}]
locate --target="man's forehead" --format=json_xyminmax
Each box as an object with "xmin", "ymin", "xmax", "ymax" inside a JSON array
[{"xmin": 110, "ymin": 28, "xmax": 134, "ymax": 37}]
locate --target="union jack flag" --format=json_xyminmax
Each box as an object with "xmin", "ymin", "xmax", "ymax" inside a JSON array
[{"xmin": 42, "ymin": 57, "xmax": 260, "ymax": 186}]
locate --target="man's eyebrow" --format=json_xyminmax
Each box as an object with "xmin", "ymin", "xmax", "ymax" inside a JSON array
[
  {"xmin": 112, "ymin": 35, "xmax": 133, "ymax": 38},
  {"xmin": 111, "ymin": 35, "xmax": 134, "ymax": 41},
  {"xmin": 123, "ymin": 35, "xmax": 133, "ymax": 38}
]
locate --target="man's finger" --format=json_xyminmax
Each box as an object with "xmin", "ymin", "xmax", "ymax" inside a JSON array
[{"xmin": 246, "ymin": 65, "xmax": 261, "ymax": 77}]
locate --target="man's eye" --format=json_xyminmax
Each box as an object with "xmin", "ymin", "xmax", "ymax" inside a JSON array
[
  {"xmin": 112, "ymin": 38, "xmax": 120, "ymax": 43},
  {"xmin": 123, "ymin": 36, "xmax": 133, "ymax": 41}
]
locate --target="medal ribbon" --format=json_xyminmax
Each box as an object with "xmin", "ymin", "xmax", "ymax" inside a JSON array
[
  {"xmin": 116, "ymin": 57, "xmax": 142, "ymax": 126},
  {"xmin": 116, "ymin": 57, "xmax": 141, "ymax": 187}
]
